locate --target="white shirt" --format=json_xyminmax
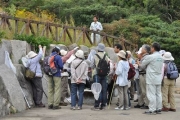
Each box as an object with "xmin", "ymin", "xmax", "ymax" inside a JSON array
[{"xmin": 90, "ymin": 21, "xmax": 103, "ymax": 31}]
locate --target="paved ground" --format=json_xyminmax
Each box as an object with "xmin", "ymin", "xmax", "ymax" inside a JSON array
[{"xmin": 2, "ymin": 80, "xmax": 180, "ymax": 120}]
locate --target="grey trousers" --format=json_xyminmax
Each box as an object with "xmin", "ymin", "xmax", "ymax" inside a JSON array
[
  {"xmin": 31, "ymin": 77, "xmax": 43, "ymax": 105},
  {"xmin": 147, "ymin": 84, "xmax": 162, "ymax": 112},
  {"xmin": 60, "ymin": 76, "xmax": 68, "ymax": 103},
  {"xmin": 138, "ymin": 74, "xmax": 149, "ymax": 106}
]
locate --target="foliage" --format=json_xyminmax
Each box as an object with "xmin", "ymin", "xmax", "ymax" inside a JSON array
[
  {"xmin": 0, "ymin": 32, "xmax": 5, "ymax": 43},
  {"xmin": 13, "ymin": 34, "xmax": 52, "ymax": 51}
]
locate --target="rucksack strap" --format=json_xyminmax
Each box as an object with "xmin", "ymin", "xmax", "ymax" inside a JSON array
[{"xmin": 96, "ymin": 54, "xmax": 106, "ymax": 61}]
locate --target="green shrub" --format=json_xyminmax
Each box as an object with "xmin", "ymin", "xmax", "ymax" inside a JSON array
[{"xmin": 14, "ymin": 34, "xmax": 52, "ymax": 51}]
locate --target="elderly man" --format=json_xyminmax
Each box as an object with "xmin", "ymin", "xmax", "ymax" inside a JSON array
[
  {"xmin": 134, "ymin": 45, "xmax": 150, "ymax": 109},
  {"xmin": 137, "ymin": 42, "xmax": 164, "ymax": 115}
]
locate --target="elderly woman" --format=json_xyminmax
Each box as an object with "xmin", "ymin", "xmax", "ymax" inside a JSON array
[
  {"xmin": 26, "ymin": 45, "xmax": 45, "ymax": 107},
  {"xmin": 71, "ymin": 50, "xmax": 88, "ymax": 110}
]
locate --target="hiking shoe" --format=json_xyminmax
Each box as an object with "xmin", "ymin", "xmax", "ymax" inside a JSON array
[
  {"xmin": 115, "ymin": 107, "xmax": 120, "ymax": 110},
  {"xmin": 100, "ymin": 107, "xmax": 106, "ymax": 110},
  {"xmin": 134, "ymin": 104, "xmax": 143, "ymax": 108},
  {"xmin": 53, "ymin": 106, "xmax": 61, "ymax": 110},
  {"xmin": 169, "ymin": 108, "xmax": 176, "ymax": 112},
  {"xmin": 71, "ymin": 107, "xmax": 76, "ymax": 110},
  {"xmin": 116, "ymin": 103, "xmax": 119, "ymax": 106},
  {"xmin": 120, "ymin": 106, "xmax": 130, "ymax": 110},
  {"xmin": 134, "ymin": 99, "xmax": 138, "ymax": 102},
  {"xmin": 37, "ymin": 103, "xmax": 45, "ymax": 108},
  {"xmin": 144, "ymin": 111, "xmax": 156, "ymax": 115},
  {"xmin": 155, "ymin": 110, "xmax": 162, "ymax": 114},
  {"xmin": 59, "ymin": 102, "xmax": 68, "ymax": 106},
  {"xmin": 162, "ymin": 107, "xmax": 169, "ymax": 112},
  {"xmin": 48, "ymin": 105, "xmax": 53, "ymax": 109},
  {"xmin": 91, "ymin": 107, "xmax": 100, "ymax": 111},
  {"xmin": 140, "ymin": 105, "xmax": 149, "ymax": 109}
]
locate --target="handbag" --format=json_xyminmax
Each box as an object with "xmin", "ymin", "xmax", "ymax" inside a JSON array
[{"xmin": 25, "ymin": 65, "xmax": 37, "ymax": 80}]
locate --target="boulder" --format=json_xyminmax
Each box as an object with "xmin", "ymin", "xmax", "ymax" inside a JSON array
[
  {"xmin": 80, "ymin": 45, "xmax": 90, "ymax": 53},
  {"xmin": 0, "ymin": 40, "xmax": 11, "ymax": 65},
  {"xmin": 68, "ymin": 43, "xmax": 78, "ymax": 51},
  {"xmin": 58, "ymin": 44, "xmax": 68, "ymax": 51},
  {"xmin": 11, "ymin": 40, "xmax": 28, "ymax": 64},
  {"xmin": 105, "ymin": 47, "xmax": 118, "ymax": 63},
  {"xmin": 0, "ymin": 64, "xmax": 26, "ymax": 112},
  {"xmin": 14, "ymin": 64, "xmax": 34, "ymax": 107}
]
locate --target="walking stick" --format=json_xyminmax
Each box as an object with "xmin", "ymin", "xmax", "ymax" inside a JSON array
[{"xmin": 108, "ymin": 75, "xmax": 117, "ymax": 109}]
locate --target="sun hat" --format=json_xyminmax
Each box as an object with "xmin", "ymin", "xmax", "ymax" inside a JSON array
[
  {"xmin": 60, "ymin": 49, "xmax": 68, "ymax": 56},
  {"xmin": 117, "ymin": 50, "xmax": 126, "ymax": 59},
  {"xmin": 26, "ymin": 51, "xmax": 37, "ymax": 59},
  {"xmin": 126, "ymin": 51, "xmax": 132, "ymax": 55},
  {"xmin": 159, "ymin": 50, "xmax": 166, "ymax": 56},
  {"xmin": 163, "ymin": 52, "xmax": 174, "ymax": 61},
  {"xmin": 75, "ymin": 50, "xmax": 84, "ymax": 59},
  {"xmin": 97, "ymin": 43, "xmax": 105, "ymax": 52},
  {"xmin": 136, "ymin": 47, "xmax": 142, "ymax": 55}
]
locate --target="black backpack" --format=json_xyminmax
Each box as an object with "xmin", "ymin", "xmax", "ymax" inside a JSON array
[{"xmin": 96, "ymin": 54, "xmax": 110, "ymax": 77}]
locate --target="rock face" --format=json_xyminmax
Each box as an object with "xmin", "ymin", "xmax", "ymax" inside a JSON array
[
  {"xmin": 105, "ymin": 47, "xmax": 118, "ymax": 63},
  {"xmin": 0, "ymin": 64, "xmax": 26, "ymax": 113},
  {"xmin": 80, "ymin": 45, "xmax": 90, "ymax": 53},
  {"xmin": 68, "ymin": 43, "xmax": 78, "ymax": 51}
]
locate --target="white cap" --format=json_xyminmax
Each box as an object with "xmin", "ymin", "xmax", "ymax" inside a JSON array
[
  {"xmin": 136, "ymin": 47, "xmax": 142, "ymax": 55},
  {"xmin": 26, "ymin": 51, "xmax": 37, "ymax": 59},
  {"xmin": 75, "ymin": 50, "xmax": 84, "ymax": 59},
  {"xmin": 163, "ymin": 52, "xmax": 174, "ymax": 61},
  {"xmin": 60, "ymin": 49, "xmax": 68, "ymax": 56}
]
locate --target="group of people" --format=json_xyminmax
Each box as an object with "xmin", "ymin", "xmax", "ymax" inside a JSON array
[{"xmin": 25, "ymin": 41, "xmax": 177, "ymax": 115}]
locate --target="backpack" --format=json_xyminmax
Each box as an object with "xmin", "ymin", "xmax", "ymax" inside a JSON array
[
  {"xmin": 128, "ymin": 62, "xmax": 136, "ymax": 80},
  {"xmin": 96, "ymin": 54, "xmax": 110, "ymax": 77},
  {"xmin": 166, "ymin": 61, "xmax": 179, "ymax": 80},
  {"xmin": 43, "ymin": 55, "xmax": 58, "ymax": 76}
]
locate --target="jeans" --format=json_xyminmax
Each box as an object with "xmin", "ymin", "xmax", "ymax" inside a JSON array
[
  {"xmin": 71, "ymin": 83, "xmax": 85, "ymax": 107},
  {"xmin": 93, "ymin": 75, "xmax": 107, "ymax": 108}
]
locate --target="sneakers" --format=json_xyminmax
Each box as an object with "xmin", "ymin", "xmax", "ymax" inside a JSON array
[
  {"xmin": 162, "ymin": 107, "xmax": 169, "ymax": 112},
  {"xmin": 77, "ymin": 107, "xmax": 82, "ymax": 110},
  {"xmin": 134, "ymin": 99, "xmax": 138, "ymax": 102},
  {"xmin": 115, "ymin": 106, "xmax": 130, "ymax": 110},
  {"xmin": 91, "ymin": 107, "xmax": 100, "ymax": 111},
  {"xmin": 155, "ymin": 110, "xmax": 162, "ymax": 114},
  {"xmin": 115, "ymin": 107, "xmax": 120, "ymax": 110},
  {"xmin": 134, "ymin": 104, "xmax": 143, "ymax": 108},
  {"xmin": 59, "ymin": 102, "xmax": 68, "ymax": 106},
  {"xmin": 53, "ymin": 106, "xmax": 61, "ymax": 110},
  {"xmin": 144, "ymin": 111, "xmax": 156, "ymax": 115},
  {"xmin": 48, "ymin": 105, "xmax": 53, "ymax": 109},
  {"xmin": 140, "ymin": 105, "xmax": 149, "ymax": 109},
  {"xmin": 169, "ymin": 108, "xmax": 176, "ymax": 112},
  {"xmin": 71, "ymin": 107, "xmax": 76, "ymax": 110},
  {"xmin": 36, "ymin": 103, "xmax": 45, "ymax": 108}
]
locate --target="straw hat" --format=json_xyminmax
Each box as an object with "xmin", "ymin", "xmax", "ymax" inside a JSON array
[
  {"xmin": 26, "ymin": 51, "xmax": 37, "ymax": 59},
  {"xmin": 117, "ymin": 50, "xmax": 126, "ymax": 59},
  {"xmin": 75, "ymin": 50, "xmax": 84, "ymax": 59},
  {"xmin": 60, "ymin": 49, "xmax": 68, "ymax": 56},
  {"xmin": 163, "ymin": 52, "xmax": 174, "ymax": 61}
]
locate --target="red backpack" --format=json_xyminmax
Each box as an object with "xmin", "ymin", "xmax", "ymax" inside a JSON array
[{"xmin": 128, "ymin": 62, "xmax": 136, "ymax": 80}]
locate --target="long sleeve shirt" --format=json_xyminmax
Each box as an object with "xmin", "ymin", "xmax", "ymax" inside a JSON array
[
  {"xmin": 28, "ymin": 48, "xmax": 43, "ymax": 77},
  {"xmin": 62, "ymin": 50, "xmax": 75, "ymax": 63},
  {"xmin": 90, "ymin": 21, "xmax": 103, "ymax": 31},
  {"xmin": 139, "ymin": 52, "xmax": 164, "ymax": 85},
  {"xmin": 71, "ymin": 58, "xmax": 88, "ymax": 84}
]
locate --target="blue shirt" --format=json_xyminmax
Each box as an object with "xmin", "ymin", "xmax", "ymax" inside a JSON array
[{"xmin": 51, "ymin": 52, "xmax": 63, "ymax": 77}]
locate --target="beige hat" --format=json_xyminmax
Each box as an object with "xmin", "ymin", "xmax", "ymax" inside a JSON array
[
  {"xmin": 136, "ymin": 47, "xmax": 142, "ymax": 55},
  {"xmin": 163, "ymin": 52, "xmax": 174, "ymax": 61},
  {"xmin": 75, "ymin": 50, "xmax": 84, "ymax": 59},
  {"xmin": 126, "ymin": 51, "xmax": 132, "ymax": 55},
  {"xmin": 26, "ymin": 51, "xmax": 37, "ymax": 59},
  {"xmin": 117, "ymin": 50, "xmax": 126, "ymax": 59},
  {"xmin": 60, "ymin": 49, "xmax": 68, "ymax": 56}
]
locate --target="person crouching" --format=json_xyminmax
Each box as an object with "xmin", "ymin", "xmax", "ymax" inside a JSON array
[
  {"xmin": 115, "ymin": 50, "xmax": 130, "ymax": 110},
  {"xmin": 71, "ymin": 50, "xmax": 88, "ymax": 110}
]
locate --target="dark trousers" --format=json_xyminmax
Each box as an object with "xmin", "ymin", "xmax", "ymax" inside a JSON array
[
  {"xmin": 108, "ymin": 80, "xmax": 114, "ymax": 104},
  {"xmin": 31, "ymin": 77, "xmax": 43, "ymax": 105},
  {"xmin": 71, "ymin": 83, "xmax": 85, "ymax": 107},
  {"xmin": 93, "ymin": 75, "xmax": 107, "ymax": 108}
]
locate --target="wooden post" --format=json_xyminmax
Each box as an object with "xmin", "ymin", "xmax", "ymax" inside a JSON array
[
  {"xmin": 15, "ymin": 20, "xmax": 18, "ymax": 34},
  {"xmin": 73, "ymin": 29, "xmax": 76, "ymax": 43},
  {"xmin": 55, "ymin": 26, "xmax": 58, "ymax": 41},
  {"xmin": 25, "ymin": 20, "xmax": 30, "ymax": 35},
  {"xmin": 46, "ymin": 22, "xmax": 49, "ymax": 38},
  {"xmin": 63, "ymin": 26, "xmax": 66, "ymax": 42},
  {"xmin": 37, "ymin": 24, "xmax": 39, "ymax": 36}
]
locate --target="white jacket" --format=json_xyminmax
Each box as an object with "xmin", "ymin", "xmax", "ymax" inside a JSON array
[{"xmin": 116, "ymin": 60, "xmax": 130, "ymax": 86}]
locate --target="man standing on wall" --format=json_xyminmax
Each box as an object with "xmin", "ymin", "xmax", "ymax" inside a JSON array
[{"xmin": 90, "ymin": 15, "xmax": 103, "ymax": 44}]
